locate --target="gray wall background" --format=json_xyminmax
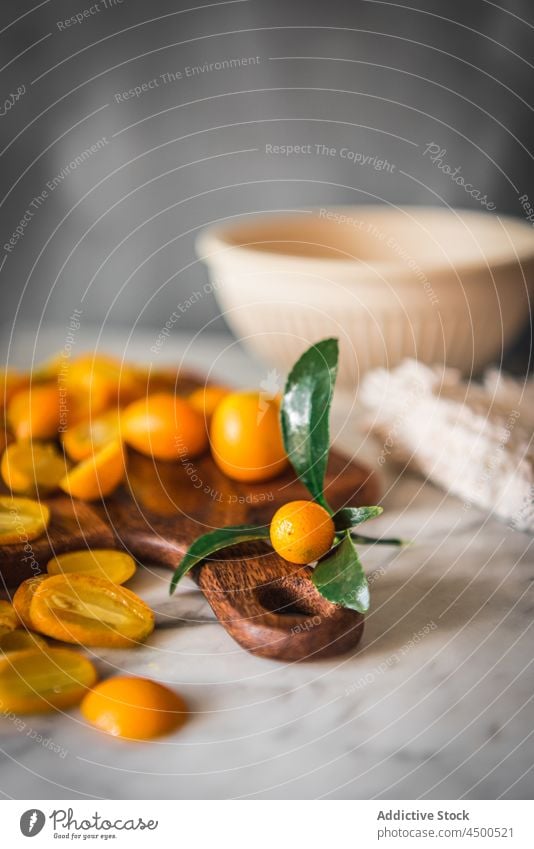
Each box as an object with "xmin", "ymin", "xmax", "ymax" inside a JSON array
[{"xmin": 0, "ymin": 0, "xmax": 532, "ymax": 351}]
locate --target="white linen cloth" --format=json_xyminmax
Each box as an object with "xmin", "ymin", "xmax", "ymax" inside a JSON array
[{"xmin": 360, "ymin": 360, "xmax": 534, "ymax": 533}]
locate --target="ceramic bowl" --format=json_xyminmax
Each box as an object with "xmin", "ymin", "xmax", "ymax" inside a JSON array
[{"xmin": 196, "ymin": 206, "xmax": 534, "ymax": 385}]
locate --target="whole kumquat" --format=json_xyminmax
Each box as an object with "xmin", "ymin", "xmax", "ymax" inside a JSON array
[
  {"xmin": 81, "ymin": 676, "xmax": 188, "ymax": 739},
  {"xmin": 28, "ymin": 573, "xmax": 155, "ymax": 647},
  {"xmin": 122, "ymin": 393, "xmax": 207, "ymax": 461},
  {"xmin": 270, "ymin": 500, "xmax": 335, "ymax": 565},
  {"xmin": 210, "ymin": 390, "xmax": 288, "ymax": 482},
  {"xmin": 0, "ymin": 496, "xmax": 50, "ymax": 546},
  {"xmin": 7, "ymin": 384, "xmax": 60, "ymax": 440},
  {"xmin": 59, "ymin": 439, "xmax": 125, "ymax": 501},
  {"xmin": 1, "ymin": 440, "xmax": 66, "ymax": 496},
  {"xmin": 62, "ymin": 410, "xmax": 121, "ymax": 462},
  {"xmin": 0, "ymin": 599, "xmax": 18, "ymax": 637},
  {"xmin": 0, "ymin": 647, "xmax": 97, "ymax": 713},
  {"xmin": 12, "ymin": 575, "xmax": 47, "ymax": 627},
  {"xmin": 47, "ymin": 549, "xmax": 136, "ymax": 585},
  {"xmin": 188, "ymin": 385, "xmax": 229, "ymax": 423}
]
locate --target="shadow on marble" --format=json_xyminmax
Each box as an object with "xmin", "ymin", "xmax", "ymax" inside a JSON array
[{"xmin": 357, "ymin": 571, "xmax": 508, "ymax": 662}]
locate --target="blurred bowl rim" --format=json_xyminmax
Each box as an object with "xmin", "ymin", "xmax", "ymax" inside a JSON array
[{"xmin": 196, "ymin": 205, "xmax": 534, "ymax": 277}]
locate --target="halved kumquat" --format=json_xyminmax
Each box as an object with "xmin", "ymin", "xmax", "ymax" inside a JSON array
[
  {"xmin": 59, "ymin": 439, "xmax": 125, "ymax": 501},
  {"xmin": 62, "ymin": 410, "xmax": 121, "ymax": 462},
  {"xmin": 47, "ymin": 549, "xmax": 136, "ymax": 585},
  {"xmin": 0, "ymin": 496, "xmax": 50, "ymax": 546},
  {"xmin": 29, "ymin": 573, "xmax": 155, "ymax": 647},
  {"xmin": 7, "ymin": 384, "xmax": 60, "ymax": 440},
  {"xmin": 12, "ymin": 575, "xmax": 48, "ymax": 628},
  {"xmin": 1, "ymin": 440, "xmax": 67, "ymax": 495},
  {"xmin": 0, "ymin": 647, "xmax": 97, "ymax": 713}
]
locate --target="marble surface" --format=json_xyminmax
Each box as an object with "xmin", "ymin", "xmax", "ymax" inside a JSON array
[{"xmin": 1, "ymin": 329, "xmax": 533, "ymax": 800}]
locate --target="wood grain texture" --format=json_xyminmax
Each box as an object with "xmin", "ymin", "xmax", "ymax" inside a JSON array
[
  {"xmin": 195, "ymin": 543, "xmax": 365, "ymax": 661},
  {"xmin": 0, "ymin": 402, "xmax": 378, "ymax": 660}
]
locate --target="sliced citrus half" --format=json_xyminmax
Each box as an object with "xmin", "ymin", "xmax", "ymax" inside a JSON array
[
  {"xmin": 47, "ymin": 549, "xmax": 136, "ymax": 585},
  {"xmin": 29, "ymin": 573, "xmax": 155, "ymax": 647},
  {"xmin": 1, "ymin": 440, "xmax": 66, "ymax": 496},
  {"xmin": 7, "ymin": 383, "xmax": 60, "ymax": 440},
  {"xmin": 0, "ymin": 647, "xmax": 97, "ymax": 713},
  {"xmin": 62, "ymin": 410, "xmax": 121, "ymax": 462},
  {"xmin": 0, "ymin": 496, "xmax": 50, "ymax": 546},
  {"xmin": 12, "ymin": 575, "xmax": 48, "ymax": 627},
  {"xmin": 59, "ymin": 439, "xmax": 125, "ymax": 501}
]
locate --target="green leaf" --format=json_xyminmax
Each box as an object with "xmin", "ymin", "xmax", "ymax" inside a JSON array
[
  {"xmin": 350, "ymin": 533, "xmax": 408, "ymax": 547},
  {"xmin": 281, "ymin": 338, "xmax": 339, "ymax": 510},
  {"xmin": 312, "ymin": 532, "xmax": 370, "ymax": 613},
  {"xmin": 333, "ymin": 506, "xmax": 383, "ymax": 531},
  {"xmin": 170, "ymin": 525, "xmax": 270, "ymax": 594}
]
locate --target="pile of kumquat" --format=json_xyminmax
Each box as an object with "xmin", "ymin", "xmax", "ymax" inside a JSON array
[
  {"xmin": 0, "ymin": 349, "xmax": 295, "ymax": 739},
  {"xmin": 0, "ymin": 349, "xmax": 293, "ymax": 557},
  {"xmin": 0, "ymin": 349, "xmax": 292, "ymax": 516},
  {"xmin": 0, "ymin": 340, "xmax": 401, "ymax": 741},
  {"xmin": 0, "ymin": 352, "xmax": 235, "ymax": 738},
  {"xmin": 1, "ymin": 351, "xmax": 234, "ymax": 510}
]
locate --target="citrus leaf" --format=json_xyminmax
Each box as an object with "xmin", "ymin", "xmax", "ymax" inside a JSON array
[
  {"xmin": 333, "ymin": 506, "xmax": 383, "ymax": 531},
  {"xmin": 312, "ymin": 532, "xmax": 370, "ymax": 613},
  {"xmin": 281, "ymin": 338, "xmax": 338, "ymax": 511},
  {"xmin": 170, "ymin": 525, "xmax": 270, "ymax": 594}
]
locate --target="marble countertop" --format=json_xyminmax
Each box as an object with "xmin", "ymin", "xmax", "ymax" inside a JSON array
[{"xmin": 1, "ymin": 329, "xmax": 532, "ymax": 800}]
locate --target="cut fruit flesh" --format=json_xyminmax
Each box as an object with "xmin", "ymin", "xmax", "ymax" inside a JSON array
[
  {"xmin": 1, "ymin": 440, "xmax": 66, "ymax": 495},
  {"xmin": 0, "ymin": 647, "xmax": 97, "ymax": 713},
  {"xmin": 29, "ymin": 573, "xmax": 154, "ymax": 647},
  {"xmin": 0, "ymin": 496, "xmax": 50, "ymax": 545},
  {"xmin": 47, "ymin": 549, "xmax": 136, "ymax": 585}
]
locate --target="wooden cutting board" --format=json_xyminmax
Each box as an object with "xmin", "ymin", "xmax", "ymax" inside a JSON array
[{"xmin": 0, "ymin": 391, "xmax": 378, "ymax": 661}]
